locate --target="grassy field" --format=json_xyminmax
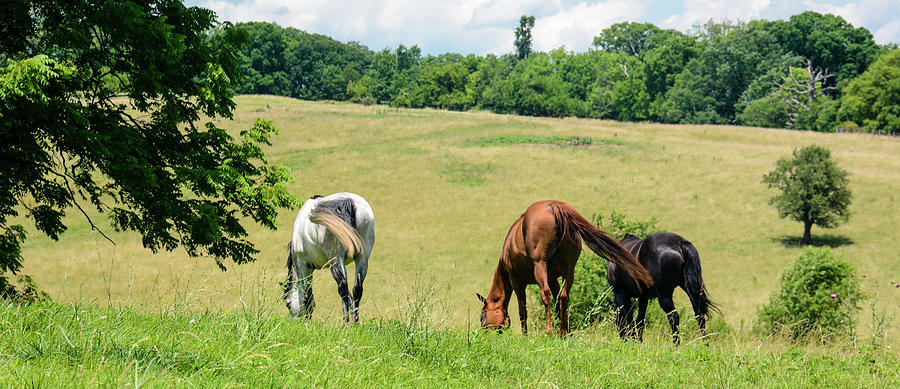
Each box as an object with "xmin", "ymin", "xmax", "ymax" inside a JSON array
[
  {"xmin": 1, "ymin": 301, "xmax": 897, "ymax": 387},
  {"xmin": 16, "ymin": 95, "xmax": 900, "ymax": 346}
]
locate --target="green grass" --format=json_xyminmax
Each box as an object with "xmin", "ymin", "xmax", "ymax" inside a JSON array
[
  {"xmin": 1, "ymin": 301, "xmax": 897, "ymax": 387},
  {"xmin": 440, "ymin": 161, "xmax": 496, "ymax": 186},
  {"xmin": 13, "ymin": 95, "xmax": 900, "ymax": 349}
]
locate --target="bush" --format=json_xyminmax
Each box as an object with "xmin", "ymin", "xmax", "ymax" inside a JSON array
[
  {"xmin": 738, "ymin": 96, "xmax": 790, "ymax": 128},
  {"xmin": 794, "ymin": 97, "xmax": 840, "ymax": 132},
  {"xmin": 0, "ymin": 274, "xmax": 49, "ymax": 302},
  {"xmin": 756, "ymin": 247, "xmax": 864, "ymax": 340},
  {"xmin": 836, "ymin": 121, "xmax": 860, "ymax": 133},
  {"xmin": 538, "ymin": 211, "xmax": 660, "ymax": 330},
  {"xmin": 592, "ymin": 210, "xmax": 659, "ymax": 240}
]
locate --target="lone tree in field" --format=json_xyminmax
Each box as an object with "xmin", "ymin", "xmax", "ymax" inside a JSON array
[
  {"xmin": 514, "ymin": 15, "xmax": 535, "ymax": 60},
  {"xmin": 763, "ymin": 145, "xmax": 851, "ymax": 245},
  {"xmin": 0, "ymin": 0, "xmax": 297, "ymax": 293}
]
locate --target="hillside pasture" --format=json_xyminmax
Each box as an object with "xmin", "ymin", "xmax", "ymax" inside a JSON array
[{"xmin": 17, "ymin": 95, "xmax": 900, "ymax": 344}]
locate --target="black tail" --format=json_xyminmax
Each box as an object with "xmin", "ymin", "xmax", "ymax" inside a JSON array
[{"xmin": 680, "ymin": 240, "xmax": 720, "ymax": 319}]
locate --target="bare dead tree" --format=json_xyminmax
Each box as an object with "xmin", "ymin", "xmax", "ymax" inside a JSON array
[
  {"xmin": 618, "ymin": 62, "xmax": 629, "ymax": 78},
  {"xmin": 772, "ymin": 58, "xmax": 836, "ymax": 127}
]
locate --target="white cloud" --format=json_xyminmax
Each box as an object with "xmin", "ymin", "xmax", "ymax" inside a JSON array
[
  {"xmin": 802, "ymin": 0, "xmax": 900, "ymax": 43},
  {"xmin": 201, "ymin": 0, "xmax": 512, "ymax": 53},
  {"xmin": 467, "ymin": 0, "xmax": 554, "ymax": 28},
  {"xmin": 874, "ymin": 20, "xmax": 900, "ymax": 45},
  {"xmin": 196, "ymin": 0, "xmax": 900, "ymax": 54},
  {"xmin": 199, "ymin": 0, "xmax": 652, "ymax": 54},
  {"xmin": 661, "ymin": 0, "xmax": 772, "ymax": 32},
  {"xmin": 532, "ymin": 0, "xmax": 649, "ymax": 52},
  {"xmin": 802, "ymin": 0, "xmax": 898, "ymax": 27}
]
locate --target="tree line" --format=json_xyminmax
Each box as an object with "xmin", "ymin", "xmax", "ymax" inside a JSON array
[{"xmin": 235, "ymin": 12, "xmax": 899, "ymax": 134}]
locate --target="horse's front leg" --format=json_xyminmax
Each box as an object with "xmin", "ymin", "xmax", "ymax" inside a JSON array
[
  {"xmin": 511, "ymin": 279, "xmax": 528, "ymax": 335},
  {"xmin": 286, "ymin": 258, "xmax": 315, "ymax": 319},
  {"xmin": 635, "ymin": 297, "xmax": 648, "ymax": 342},
  {"xmin": 329, "ymin": 256, "xmax": 353, "ymax": 324},
  {"xmin": 614, "ymin": 290, "xmax": 635, "ymax": 339}
]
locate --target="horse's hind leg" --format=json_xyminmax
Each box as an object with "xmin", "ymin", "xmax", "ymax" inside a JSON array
[
  {"xmin": 351, "ymin": 224, "xmax": 374, "ymax": 323},
  {"xmin": 532, "ymin": 261, "xmax": 555, "ymax": 335},
  {"xmin": 692, "ymin": 301, "xmax": 708, "ymax": 341},
  {"xmin": 658, "ymin": 292, "xmax": 680, "ymax": 345},
  {"xmin": 635, "ymin": 297, "xmax": 648, "ymax": 342},
  {"xmin": 547, "ymin": 276, "xmax": 571, "ymax": 335},
  {"xmin": 548, "ymin": 278, "xmax": 561, "ymax": 321},
  {"xmin": 351, "ymin": 249, "xmax": 370, "ymax": 323},
  {"xmin": 558, "ymin": 266, "xmax": 574, "ymax": 335},
  {"xmin": 329, "ymin": 256, "xmax": 353, "ymax": 324}
]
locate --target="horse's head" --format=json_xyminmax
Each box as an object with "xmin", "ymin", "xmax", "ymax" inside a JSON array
[{"xmin": 477, "ymin": 293, "xmax": 509, "ymax": 330}]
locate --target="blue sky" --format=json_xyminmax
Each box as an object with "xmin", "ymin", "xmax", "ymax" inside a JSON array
[{"xmin": 190, "ymin": 0, "xmax": 900, "ymax": 55}]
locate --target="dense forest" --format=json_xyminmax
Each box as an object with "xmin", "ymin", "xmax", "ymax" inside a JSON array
[{"xmin": 233, "ymin": 12, "xmax": 899, "ymax": 134}]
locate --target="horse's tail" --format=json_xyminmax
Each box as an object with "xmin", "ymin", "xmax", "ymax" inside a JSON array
[
  {"xmin": 552, "ymin": 203, "xmax": 653, "ymax": 290},
  {"xmin": 283, "ymin": 242, "xmax": 294, "ymax": 299},
  {"xmin": 680, "ymin": 239, "xmax": 720, "ymax": 319},
  {"xmin": 309, "ymin": 208, "xmax": 364, "ymax": 258}
]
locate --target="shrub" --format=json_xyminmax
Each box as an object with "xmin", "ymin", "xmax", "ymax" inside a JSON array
[
  {"xmin": 836, "ymin": 121, "xmax": 860, "ymax": 133},
  {"xmin": 794, "ymin": 96, "xmax": 840, "ymax": 132},
  {"xmin": 0, "ymin": 274, "xmax": 49, "ymax": 302},
  {"xmin": 756, "ymin": 246, "xmax": 864, "ymax": 340},
  {"xmin": 591, "ymin": 210, "xmax": 659, "ymax": 241},
  {"xmin": 738, "ymin": 95, "xmax": 790, "ymax": 128}
]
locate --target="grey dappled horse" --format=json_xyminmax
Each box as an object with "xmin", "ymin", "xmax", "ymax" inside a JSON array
[{"xmin": 284, "ymin": 192, "xmax": 375, "ymax": 323}]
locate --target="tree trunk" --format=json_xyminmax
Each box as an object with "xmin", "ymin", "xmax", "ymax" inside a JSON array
[{"xmin": 801, "ymin": 220, "xmax": 813, "ymax": 246}]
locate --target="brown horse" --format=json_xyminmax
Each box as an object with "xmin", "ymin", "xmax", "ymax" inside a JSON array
[{"xmin": 477, "ymin": 200, "xmax": 653, "ymax": 335}]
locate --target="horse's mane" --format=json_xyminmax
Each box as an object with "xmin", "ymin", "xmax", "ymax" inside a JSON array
[{"xmin": 622, "ymin": 233, "xmax": 641, "ymax": 240}]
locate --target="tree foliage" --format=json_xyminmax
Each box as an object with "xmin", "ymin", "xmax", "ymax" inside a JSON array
[
  {"xmin": 838, "ymin": 49, "xmax": 900, "ymax": 134},
  {"xmin": 228, "ymin": 13, "xmax": 886, "ymax": 131},
  {"xmin": 737, "ymin": 95, "xmax": 790, "ymax": 128},
  {"xmin": 514, "ymin": 15, "xmax": 535, "ymax": 60},
  {"xmin": 762, "ymin": 145, "xmax": 851, "ymax": 245},
  {"xmin": 772, "ymin": 12, "xmax": 880, "ymax": 88},
  {"xmin": 0, "ymin": 0, "xmax": 297, "ymax": 283}
]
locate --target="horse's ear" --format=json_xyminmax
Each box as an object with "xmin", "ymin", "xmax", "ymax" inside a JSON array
[{"xmin": 476, "ymin": 293, "xmax": 486, "ymax": 304}]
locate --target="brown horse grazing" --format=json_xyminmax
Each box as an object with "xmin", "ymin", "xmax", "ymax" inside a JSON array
[{"xmin": 477, "ymin": 200, "xmax": 653, "ymax": 335}]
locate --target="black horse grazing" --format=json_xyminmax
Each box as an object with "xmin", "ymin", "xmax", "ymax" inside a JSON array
[{"xmin": 608, "ymin": 232, "xmax": 719, "ymax": 344}]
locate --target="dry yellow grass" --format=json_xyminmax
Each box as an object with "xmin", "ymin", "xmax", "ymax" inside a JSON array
[{"xmin": 18, "ymin": 95, "xmax": 900, "ymax": 343}]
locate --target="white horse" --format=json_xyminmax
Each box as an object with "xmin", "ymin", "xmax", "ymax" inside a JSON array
[{"xmin": 284, "ymin": 192, "xmax": 375, "ymax": 323}]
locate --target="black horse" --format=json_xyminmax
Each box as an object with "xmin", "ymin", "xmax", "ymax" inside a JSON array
[{"xmin": 608, "ymin": 232, "xmax": 719, "ymax": 344}]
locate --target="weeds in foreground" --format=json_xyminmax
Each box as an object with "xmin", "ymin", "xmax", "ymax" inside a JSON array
[{"xmin": 1, "ymin": 298, "xmax": 898, "ymax": 387}]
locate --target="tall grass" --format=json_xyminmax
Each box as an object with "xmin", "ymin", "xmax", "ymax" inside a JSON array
[{"xmin": 1, "ymin": 300, "xmax": 897, "ymax": 387}]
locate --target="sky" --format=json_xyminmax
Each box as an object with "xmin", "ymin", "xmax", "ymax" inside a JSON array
[{"xmin": 189, "ymin": 0, "xmax": 900, "ymax": 55}]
